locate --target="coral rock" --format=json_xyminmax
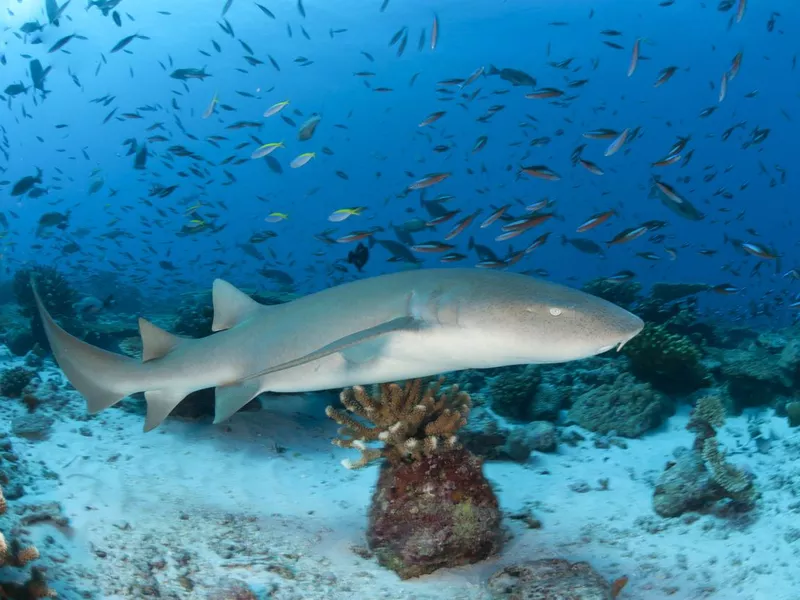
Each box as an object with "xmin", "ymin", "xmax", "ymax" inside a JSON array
[{"xmin": 367, "ymin": 447, "xmax": 502, "ymax": 579}]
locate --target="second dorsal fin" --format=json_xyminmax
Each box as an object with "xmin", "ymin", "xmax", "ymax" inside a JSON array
[{"xmin": 211, "ymin": 279, "xmax": 263, "ymax": 332}]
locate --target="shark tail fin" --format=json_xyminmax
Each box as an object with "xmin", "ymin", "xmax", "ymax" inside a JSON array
[
  {"xmin": 33, "ymin": 279, "xmax": 185, "ymax": 432},
  {"xmin": 32, "ymin": 279, "xmax": 143, "ymax": 415}
]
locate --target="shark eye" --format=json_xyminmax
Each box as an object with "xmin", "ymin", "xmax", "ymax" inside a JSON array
[{"xmin": 549, "ymin": 307, "xmax": 563, "ymax": 316}]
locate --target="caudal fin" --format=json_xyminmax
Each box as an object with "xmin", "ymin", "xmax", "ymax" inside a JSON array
[{"xmin": 32, "ymin": 280, "xmax": 180, "ymax": 431}]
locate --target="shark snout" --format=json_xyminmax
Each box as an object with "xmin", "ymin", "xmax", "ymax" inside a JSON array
[{"xmin": 614, "ymin": 313, "xmax": 644, "ymax": 351}]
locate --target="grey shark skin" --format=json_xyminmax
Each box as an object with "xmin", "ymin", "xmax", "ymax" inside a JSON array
[{"xmin": 32, "ymin": 269, "xmax": 643, "ymax": 432}]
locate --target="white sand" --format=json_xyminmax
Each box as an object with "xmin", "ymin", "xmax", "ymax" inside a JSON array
[{"xmin": 3, "ymin": 363, "xmax": 799, "ymax": 599}]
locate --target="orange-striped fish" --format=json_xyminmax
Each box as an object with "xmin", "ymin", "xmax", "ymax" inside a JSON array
[
  {"xmin": 408, "ymin": 172, "xmax": 450, "ymax": 190},
  {"xmin": 579, "ymin": 158, "xmax": 604, "ymax": 175},
  {"xmin": 444, "ymin": 209, "xmax": 480, "ymax": 240},
  {"xmin": 520, "ymin": 165, "xmax": 561, "ymax": 181},
  {"xmin": 719, "ymin": 72, "xmax": 728, "ymax": 103},
  {"xmin": 606, "ymin": 225, "xmax": 648, "ymax": 246},
  {"xmin": 576, "ymin": 210, "xmax": 615, "ymax": 233},
  {"xmin": 604, "ymin": 128, "xmax": 629, "ymax": 156},
  {"xmin": 419, "ymin": 110, "xmax": 445, "ymax": 127},
  {"xmin": 480, "ymin": 204, "xmax": 511, "ymax": 228},
  {"xmin": 627, "ymin": 38, "xmax": 640, "ymax": 77},
  {"xmin": 651, "ymin": 153, "xmax": 681, "ymax": 167},
  {"xmin": 524, "ymin": 87, "xmax": 564, "ymax": 100}
]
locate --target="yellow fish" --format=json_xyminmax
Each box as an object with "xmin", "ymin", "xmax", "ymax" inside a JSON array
[
  {"xmin": 251, "ymin": 141, "xmax": 285, "ymax": 159},
  {"xmin": 265, "ymin": 212, "xmax": 289, "ymax": 223},
  {"xmin": 290, "ymin": 152, "xmax": 315, "ymax": 168},
  {"xmin": 264, "ymin": 100, "xmax": 289, "ymax": 118}
]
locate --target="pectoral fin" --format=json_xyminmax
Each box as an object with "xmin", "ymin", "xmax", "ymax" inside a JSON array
[
  {"xmin": 214, "ymin": 379, "xmax": 263, "ymax": 424},
  {"xmin": 242, "ymin": 315, "xmax": 422, "ymax": 381}
]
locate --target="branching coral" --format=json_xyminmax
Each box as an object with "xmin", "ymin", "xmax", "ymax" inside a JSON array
[
  {"xmin": 653, "ymin": 394, "xmax": 758, "ymax": 517},
  {"xmin": 702, "ymin": 438, "xmax": 757, "ymax": 506},
  {"xmin": 687, "ymin": 394, "xmax": 726, "ymax": 450},
  {"xmin": 325, "ymin": 378, "xmax": 471, "ymax": 469},
  {"xmin": 0, "ymin": 485, "xmax": 56, "ymax": 599},
  {"xmin": 623, "ymin": 323, "xmax": 710, "ymax": 393}
]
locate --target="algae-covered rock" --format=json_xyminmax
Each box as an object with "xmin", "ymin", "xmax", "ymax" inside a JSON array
[
  {"xmin": 487, "ymin": 558, "xmax": 620, "ymax": 600},
  {"xmin": 653, "ymin": 448, "xmax": 722, "ymax": 518},
  {"xmin": 568, "ymin": 373, "xmax": 673, "ymax": 438},
  {"xmin": 11, "ymin": 414, "xmax": 55, "ymax": 442},
  {"xmin": 0, "ymin": 367, "xmax": 36, "ymax": 398},
  {"xmin": 503, "ymin": 421, "xmax": 557, "ymax": 461},
  {"xmin": 623, "ymin": 323, "xmax": 710, "ymax": 393}
]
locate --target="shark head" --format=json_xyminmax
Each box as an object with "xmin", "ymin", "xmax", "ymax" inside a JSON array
[{"xmin": 454, "ymin": 272, "xmax": 645, "ymax": 366}]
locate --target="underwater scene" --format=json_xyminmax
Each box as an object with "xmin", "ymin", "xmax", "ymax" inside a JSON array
[{"xmin": 0, "ymin": 0, "xmax": 798, "ymax": 598}]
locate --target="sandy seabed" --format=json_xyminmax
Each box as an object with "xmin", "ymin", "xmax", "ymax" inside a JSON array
[{"xmin": 2, "ymin": 362, "xmax": 799, "ymax": 600}]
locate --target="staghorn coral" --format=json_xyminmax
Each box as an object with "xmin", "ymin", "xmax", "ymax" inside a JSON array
[
  {"xmin": 325, "ymin": 377, "xmax": 471, "ymax": 469},
  {"xmin": 0, "ymin": 485, "xmax": 56, "ymax": 599},
  {"xmin": 622, "ymin": 323, "xmax": 710, "ymax": 393},
  {"xmin": 687, "ymin": 394, "xmax": 726, "ymax": 451},
  {"xmin": 327, "ymin": 378, "xmax": 502, "ymax": 579},
  {"xmin": 653, "ymin": 394, "xmax": 757, "ymax": 517},
  {"xmin": 702, "ymin": 438, "xmax": 757, "ymax": 507}
]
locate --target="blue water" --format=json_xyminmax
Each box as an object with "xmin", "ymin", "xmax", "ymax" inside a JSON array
[
  {"xmin": 1, "ymin": 1, "xmax": 799, "ymax": 598},
  {"xmin": 2, "ymin": 0, "xmax": 796, "ymax": 321}
]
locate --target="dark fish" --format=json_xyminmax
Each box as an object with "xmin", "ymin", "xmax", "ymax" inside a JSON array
[
  {"xmin": 487, "ymin": 65, "xmax": 536, "ymax": 87},
  {"xmin": 170, "ymin": 67, "xmax": 211, "ymax": 80},
  {"xmin": 11, "ymin": 168, "xmax": 43, "ymax": 196},
  {"xmin": 347, "ymin": 242, "xmax": 369, "ymax": 272}
]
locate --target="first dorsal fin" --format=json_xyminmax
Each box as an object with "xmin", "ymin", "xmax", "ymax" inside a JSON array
[
  {"xmin": 139, "ymin": 318, "xmax": 181, "ymax": 362},
  {"xmin": 211, "ymin": 279, "xmax": 262, "ymax": 332}
]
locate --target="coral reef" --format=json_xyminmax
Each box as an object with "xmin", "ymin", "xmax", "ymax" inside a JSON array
[
  {"xmin": 0, "ymin": 367, "xmax": 36, "ymax": 398},
  {"xmin": 12, "ymin": 265, "xmax": 78, "ymax": 320},
  {"xmin": 581, "ymin": 277, "xmax": 642, "ymax": 309},
  {"xmin": 487, "ymin": 558, "xmax": 627, "ymax": 599},
  {"xmin": 649, "ymin": 282, "xmax": 711, "ymax": 303},
  {"xmin": 326, "ymin": 378, "xmax": 502, "ymax": 579},
  {"xmin": 0, "ymin": 485, "xmax": 55, "ymax": 599},
  {"xmin": 715, "ymin": 348, "xmax": 793, "ymax": 411},
  {"xmin": 11, "ymin": 265, "xmax": 80, "ymax": 353},
  {"xmin": 173, "ymin": 298, "xmax": 215, "ymax": 338},
  {"xmin": 568, "ymin": 373, "xmax": 673, "ymax": 438},
  {"xmin": 653, "ymin": 395, "xmax": 757, "ymax": 517},
  {"xmin": 485, "ymin": 365, "xmax": 544, "ymax": 422},
  {"xmin": 622, "ymin": 323, "xmax": 710, "ymax": 393}
]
